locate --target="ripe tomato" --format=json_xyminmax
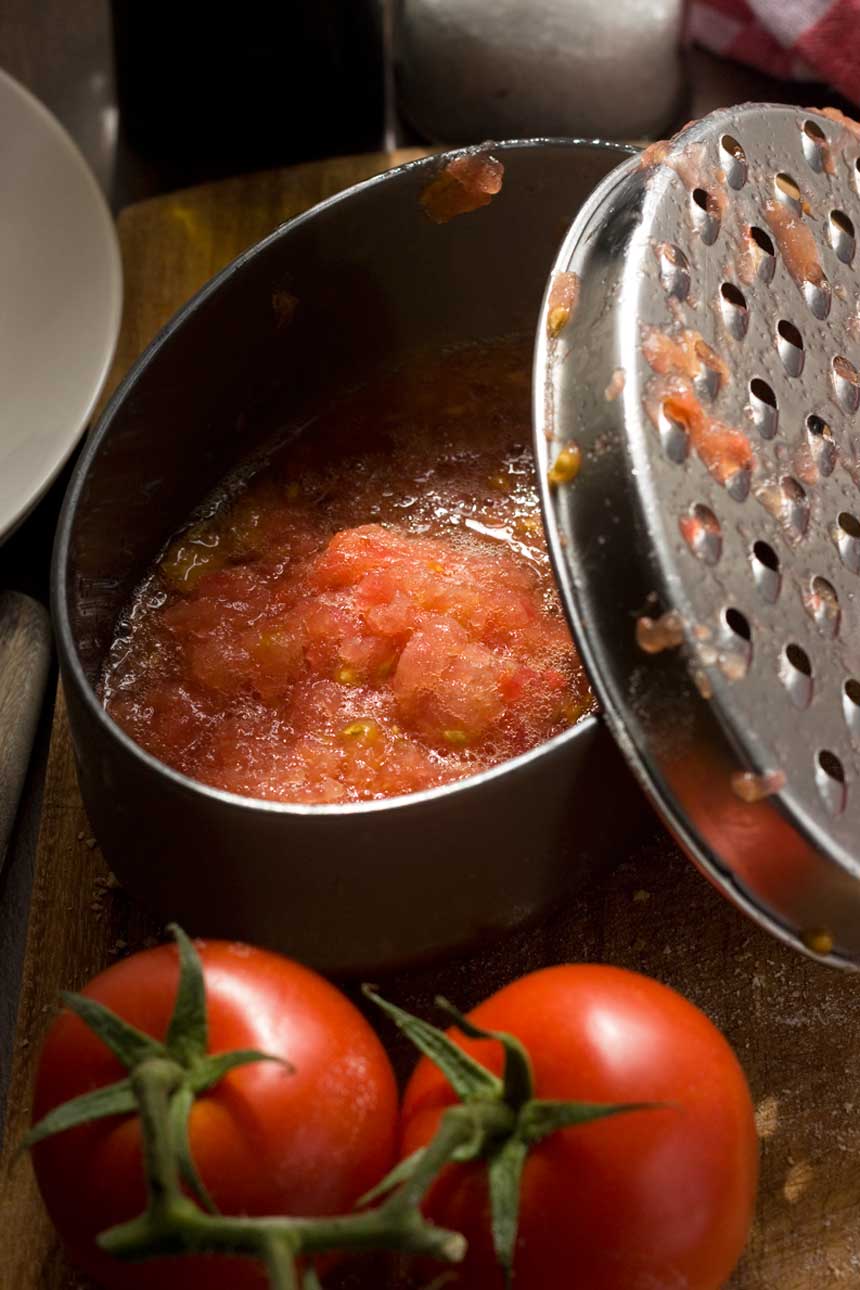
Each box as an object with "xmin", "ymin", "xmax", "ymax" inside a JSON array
[
  {"xmin": 31, "ymin": 940, "xmax": 398, "ymax": 1289},
  {"xmin": 400, "ymin": 965, "xmax": 758, "ymax": 1290}
]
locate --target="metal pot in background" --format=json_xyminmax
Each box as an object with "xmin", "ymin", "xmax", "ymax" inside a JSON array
[
  {"xmin": 394, "ymin": 0, "xmax": 687, "ymax": 143},
  {"xmin": 54, "ymin": 140, "xmax": 648, "ymax": 976}
]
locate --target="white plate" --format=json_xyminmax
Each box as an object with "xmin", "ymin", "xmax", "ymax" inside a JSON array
[{"xmin": 0, "ymin": 68, "xmax": 122, "ymax": 543}]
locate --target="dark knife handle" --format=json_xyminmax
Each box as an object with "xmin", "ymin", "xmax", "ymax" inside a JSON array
[{"xmin": 0, "ymin": 592, "xmax": 51, "ymax": 869}]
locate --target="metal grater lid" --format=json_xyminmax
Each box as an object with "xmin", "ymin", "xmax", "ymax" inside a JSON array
[{"xmin": 536, "ymin": 103, "xmax": 860, "ymax": 968}]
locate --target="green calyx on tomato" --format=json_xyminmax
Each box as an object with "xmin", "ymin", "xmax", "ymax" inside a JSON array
[
  {"xmin": 362, "ymin": 989, "xmax": 658, "ymax": 1286},
  {"xmin": 24, "ymin": 925, "xmax": 283, "ymax": 1215}
]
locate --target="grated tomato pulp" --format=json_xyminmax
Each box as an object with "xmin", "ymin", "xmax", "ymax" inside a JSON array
[{"xmin": 103, "ymin": 340, "xmax": 594, "ymax": 803}]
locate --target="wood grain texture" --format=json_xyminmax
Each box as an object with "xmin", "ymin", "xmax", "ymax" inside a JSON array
[{"xmin": 2, "ymin": 148, "xmax": 860, "ymax": 1290}]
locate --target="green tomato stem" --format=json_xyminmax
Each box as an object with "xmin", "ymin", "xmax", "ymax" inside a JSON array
[
  {"xmin": 263, "ymin": 1235, "xmax": 301, "ymax": 1290},
  {"xmin": 385, "ymin": 1102, "xmax": 512, "ymax": 1216},
  {"xmin": 99, "ymin": 1063, "xmax": 498, "ymax": 1284},
  {"xmin": 129, "ymin": 1057, "xmax": 187, "ymax": 1222}
]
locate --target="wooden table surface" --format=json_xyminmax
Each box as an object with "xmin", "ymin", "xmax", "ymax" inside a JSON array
[{"xmin": 2, "ymin": 148, "xmax": 860, "ymax": 1290}]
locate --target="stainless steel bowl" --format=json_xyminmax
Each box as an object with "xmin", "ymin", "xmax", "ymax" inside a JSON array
[{"xmin": 53, "ymin": 139, "xmax": 646, "ymax": 973}]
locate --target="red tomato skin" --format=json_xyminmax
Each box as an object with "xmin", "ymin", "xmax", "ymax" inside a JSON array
[
  {"xmin": 31, "ymin": 941, "xmax": 398, "ymax": 1290},
  {"xmin": 400, "ymin": 965, "xmax": 758, "ymax": 1290}
]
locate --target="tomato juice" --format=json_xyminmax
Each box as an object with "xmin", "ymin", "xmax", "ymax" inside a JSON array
[{"xmin": 103, "ymin": 340, "xmax": 593, "ymax": 803}]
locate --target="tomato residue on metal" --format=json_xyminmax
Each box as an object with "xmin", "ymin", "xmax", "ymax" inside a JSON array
[
  {"xmin": 636, "ymin": 610, "xmax": 684, "ymax": 655},
  {"xmin": 679, "ymin": 507, "xmax": 720, "ymax": 555},
  {"xmin": 639, "ymin": 135, "xmax": 727, "ymax": 220},
  {"xmin": 793, "ymin": 440, "xmax": 819, "ymax": 487},
  {"xmin": 818, "ymin": 106, "xmax": 860, "ymax": 139},
  {"xmin": 647, "ymin": 377, "xmax": 753, "ymax": 487},
  {"xmin": 419, "ymin": 151, "xmax": 504, "ymax": 224},
  {"xmin": 642, "ymin": 326, "xmax": 729, "ymax": 389},
  {"xmin": 763, "ymin": 198, "xmax": 826, "ymax": 289},
  {"xmin": 638, "ymin": 138, "xmax": 672, "ymax": 170},
  {"xmin": 546, "ymin": 272, "xmax": 580, "ymax": 339},
  {"xmin": 604, "ymin": 368, "xmax": 625, "ymax": 401},
  {"xmin": 731, "ymin": 769, "xmax": 786, "ymax": 804},
  {"xmin": 102, "ymin": 341, "xmax": 594, "ymax": 805},
  {"xmin": 641, "ymin": 321, "xmax": 750, "ymax": 486},
  {"xmin": 736, "ymin": 227, "xmax": 774, "ymax": 285},
  {"xmin": 547, "ymin": 443, "xmax": 582, "ymax": 486},
  {"xmin": 834, "ymin": 354, "xmax": 860, "ymax": 388},
  {"xmin": 668, "ymin": 140, "xmax": 712, "ymax": 194}
]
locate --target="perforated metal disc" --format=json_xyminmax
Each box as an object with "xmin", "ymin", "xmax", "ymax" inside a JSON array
[{"xmin": 536, "ymin": 104, "xmax": 860, "ymax": 967}]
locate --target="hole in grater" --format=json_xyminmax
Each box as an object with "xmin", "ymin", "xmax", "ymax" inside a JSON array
[
  {"xmin": 721, "ymin": 283, "xmax": 749, "ymax": 339},
  {"xmin": 695, "ymin": 367, "xmax": 720, "ymax": 400},
  {"xmin": 816, "ymin": 749, "xmax": 846, "ymax": 815},
  {"xmin": 692, "ymin": 338, "xmax": 724, "ymax": 399},
  {"xmin": 782, "ymin": 477, "xmax": 809, "ymax": 537},
  {"xmin": 843, "ymin": 679, "xmax": 860, "ymax": 742},
  {"xmin": 780, "ymin": 642, "xmax": 813, "ymax": 708},
  {"xmin": 786, "ymin": 642, "xmax": 811, "ymax": 672},
  {"xmin": 750, "ymin": 226, "xmax": 775, "ymax": 255},
  {"xmin": 777, "ymin": 320, "xmax": 804, "ymax": 376},
  {"xmin": 747, "ymin": 226, "xmax": 776, "ymax": 283},
  {"xmin": 832, "ymin": 356, "xmax": 860, "ymax": 412},
  {"xmin": 803, "ymin": 575, "xmax": 840, "ymax": 637},
  {"xmin": 657, "ymin": 242, "xmax": 690, "ymax": 301},
  {"xmin": 753, "ymin": 540, "xmax": 779, "ymax": 570},
  {"xmin": 775, "ymin": 172, "xmax": 804, "ymax": 214},
  {"xmin": 803, "ymin": 276, "xmax": 831, "ymax": 321},
  {"xmin": 756, "ymin": 476, "xmax": 809, "ymax": 541},
  {"xmin": 829, "ymin": 210, "xmax": 855, "ymax": 264},
  {"xmin": 845, "ymin": 436, "xmax": 860, "ymax": 487},
  {"xmin": 719, "ymin": 607, "xmax": 752, "ymax": 680},
  {"xmin": 806, "ymin": 414, "xmax": 837, "ymax": 476},
  {"xmin": 679, "ymin": 503, "xmax": 722, "ymax": 565},
  {"xmin": 726, "ymin": 468, "xmax": 751, "ymax": 502},
  {"xmin": 749, "ymin": 378, "xmax": 778, "ymax": 439},
  {"xmin": 659, "ymin": 402, "xmax": 690, "ymax": 463},
  {"xmin": 836, "ymin": 510, "xmax": 860, "ymax": 572},
  {"xmin": 725, "ymin": 607, "xmax": 751, "ymax": 640},
  {"xmin": 691, "ymin": 188, "xmax": 720, "ymax": 245},
  {"xmin": 802, "ymin": 119, "xmax": 829, "ymax": 170},
  {"xmin": 720, "ymin": 134, "xmax": 748, "ymax": 189},
  {"xmin": 751, "ymin": 540, "xmax": 781, "ymax": 602}
]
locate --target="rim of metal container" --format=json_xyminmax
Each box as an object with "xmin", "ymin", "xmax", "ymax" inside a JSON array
[{"xmin": 535, "ymin": 104, "xmax": 860, "ymax": 969}]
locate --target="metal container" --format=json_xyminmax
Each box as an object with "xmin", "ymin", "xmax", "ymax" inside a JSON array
[
  {"xmin": 54, "ymin": 140, "xmax": 644, "ymax": 974},
  {"xmin": 395, "ymin": 0, "xmax": 686, "ymax": 143}
]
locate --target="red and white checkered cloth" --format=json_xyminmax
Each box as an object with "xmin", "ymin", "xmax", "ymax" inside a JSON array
[{"xmin": 689, "ymin": 0, "xmax": 860, "ymax": 104}]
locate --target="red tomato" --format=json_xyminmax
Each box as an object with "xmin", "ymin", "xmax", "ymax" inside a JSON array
[
  {"xmin": 31, "ymin": 941, "xmax": 398, "ymax": 1289},
  {"xmin": 400, "ymin": 965, "xmax": 758, "ymax": 1290}
]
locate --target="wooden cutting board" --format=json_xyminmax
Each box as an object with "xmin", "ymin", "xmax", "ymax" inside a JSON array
[{"xmin": 2, "ymin": 149, "xmax": 860, "ymax": 1290}]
